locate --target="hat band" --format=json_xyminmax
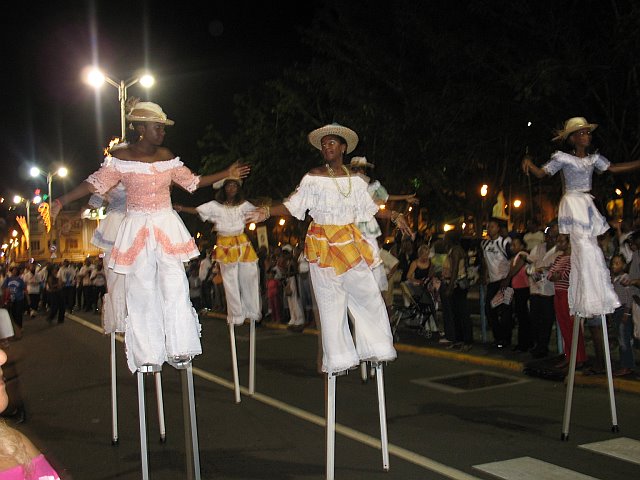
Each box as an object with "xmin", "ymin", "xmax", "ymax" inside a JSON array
[{"xmin": 128, "ymin": 108, "xmax": 167, "ymax": 121}]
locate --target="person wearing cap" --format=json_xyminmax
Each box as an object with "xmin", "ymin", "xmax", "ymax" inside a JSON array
[
  {"xmin": 349, "ymin": 156, "xmax": 418, "ymax": 292},
  {"xmin": 248, "ymin": 123, "xmax": 412, "ymax": 374},
  {"xmin": 175, "ymin": 177, "xmax": 261, "ymax": 326},
  {"xmin": 50, "ymin": 99, "xmax": 250, "ymax": 372},
  {"xmin": 522, "ymin": 117, "xmax": 640, "ymax": 319}
]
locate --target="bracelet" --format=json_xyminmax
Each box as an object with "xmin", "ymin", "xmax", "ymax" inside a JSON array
[{"xmin": 262, "ymin": 205, "xmax": 271, "ymax": 220}]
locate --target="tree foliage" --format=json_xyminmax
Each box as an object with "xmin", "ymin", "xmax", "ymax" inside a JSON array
[{"xmin": 199, "ymin": 0, "xmax": 640, "ymax": 227}]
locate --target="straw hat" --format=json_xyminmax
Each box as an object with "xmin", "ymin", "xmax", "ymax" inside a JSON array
[
  {"xmin": 308, "ymin": 123, "xmax": 359, "ymax": 154},
  {"xmin": 552, "ymin": 117, "xmax": 597, "ymax": 141},
  {"xmin": 350, "ymin": 156, "xmax": 374, "ymax": 169},
  {"xmin": 212, "ymin": 176, "xmax": 243, "ymax": 190},
  {"xmin": 126, "ymin": 101, "xmax": 175, "ymax": 125}
]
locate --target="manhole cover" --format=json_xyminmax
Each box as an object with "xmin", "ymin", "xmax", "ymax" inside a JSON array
[{"xmin": 411, "ymin": 370, "xmax": 529, "ymax": 393}]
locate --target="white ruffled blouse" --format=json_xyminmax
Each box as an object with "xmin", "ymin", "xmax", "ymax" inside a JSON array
[{"xmin": 284, "ymin": 174, "xmax": 379, "ymax": 225}]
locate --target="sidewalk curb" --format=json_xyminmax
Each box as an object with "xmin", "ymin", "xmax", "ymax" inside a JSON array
[{"xmin": 204, "ymin": 311, "xmax": 640, "ymax": 395}]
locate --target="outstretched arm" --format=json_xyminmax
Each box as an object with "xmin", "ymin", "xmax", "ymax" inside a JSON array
[
  {"xmin": 376, "ymin": 208, "xmax": 413, "ymax": 237},
  {"xmin": 245, "ymin": 202, "xmax": 292, "ymax": 223},
  {"xmin": 608, "ymin": 159, "xmax": 640, "ymax": 174},
  {"xmin": 174, "ymin": 205, "xmax": 199, "ymax": 215},
  {"xmin": 51, "ymin": 181, "xmax": 97, "ymax": 222},
  {"xmin": 197, "ymin": 161, "xmax": 251, "ymax": 188},
  {"xmin": 386, "ymin": 193, "xmax": 419, "ymax": 205},
  {"xmin": 521, "ymin": 156, "xmax": 548, "ymax": 179}
]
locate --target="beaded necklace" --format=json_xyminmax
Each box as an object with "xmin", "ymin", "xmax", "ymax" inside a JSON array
[{"xmin": 325, "ymin": 163, "xmax": 352, "ymax": 198}]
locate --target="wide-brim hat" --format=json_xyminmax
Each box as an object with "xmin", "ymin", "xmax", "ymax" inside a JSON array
[
  {"xmin": 308, "ymin": 123, "xmax": 359, "ymax": 154},
  {"xmin": 350, "ymin": 156, "xmax": 374, "ymax": 169},
  {"xmin": 552, "ymin": 117, "xmax": 598, "ymax": 141},
  {"xmin": 126, "ymin": 101, "xmax": 175, "ymax": 125},
  {"xmin": 212, "ymin": 176, "xmax": 243, "ymax": 190}
]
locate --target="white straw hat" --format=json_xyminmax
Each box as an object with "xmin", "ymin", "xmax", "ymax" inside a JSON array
[
  {"xmin": 552, "ymin": 117, "xmax": 597, "ymax": 141},
  {"xmin": 212, "ymin": 176, "xmax": 243, "ymax": 190},
  {"xmin": 126, "ymin": 101, "xmax": 174, "ymax": 125},
  {"xmin": 350, "ymin": 156, "xmax": 374, "ymax": 169},
  {"xmin": 308, "ymin": 123, "xmax": 359, "ymax": 154}
]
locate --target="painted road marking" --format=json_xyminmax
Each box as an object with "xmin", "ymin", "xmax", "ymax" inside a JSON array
[
  {"xmin": 579, "ymin": 437, "xmax": 640, "ymax": 466},
  {"xmin": 474, "ymin": 456, "xmax": 600, "ymax": 479},
  {"xmin": 68, "ymin": 313, "xmax": 480, "ymax": 479}
]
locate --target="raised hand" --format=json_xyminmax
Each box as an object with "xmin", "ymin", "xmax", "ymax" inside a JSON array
[{"xmin": 228, "ymin": 161, "xmax": 251, "ymax": 180}]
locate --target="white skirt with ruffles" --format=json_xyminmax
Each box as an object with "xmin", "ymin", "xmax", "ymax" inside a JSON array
[{"xmin": 108, "ymin": 208, "xmax": 199, "ymax": 274}]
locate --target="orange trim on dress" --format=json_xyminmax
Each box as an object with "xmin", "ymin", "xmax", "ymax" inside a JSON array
[
  {"xmin": 304, "ymin": 223, "xmax": 374, "ymax": 275},
  {"xmin": 111, "ymin": 228, "xmax": 150, "ymax": 266}
]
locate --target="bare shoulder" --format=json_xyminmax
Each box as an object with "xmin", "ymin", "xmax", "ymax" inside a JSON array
[
  {"xmin": 156, "ymin": 146, "xmax": 176, "ymax": 161},
  {"xmin": 308, "ymin": 166, "xmax": 326, "ymax": 175}
]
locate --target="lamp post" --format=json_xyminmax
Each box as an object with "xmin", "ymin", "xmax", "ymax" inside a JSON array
[
  {"xmin": 85, "ymin": 67, "xmax": 155, "ymax": 139},
  {"xmin": 30, "ymin": 166, "xmax": 68, "ymax": 255},
  {"xmin": 480, "ymin": 184, "xmax": 488, "ymax": 234}
]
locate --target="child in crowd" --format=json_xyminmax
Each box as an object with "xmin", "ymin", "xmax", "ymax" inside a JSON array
[
  {"xmin": 610, "ymin": 254, "xmax": 635, "ymax": 376},
  {"xmin": 548, "ymin": 234, "xmax": 587, "ymax": 369}
]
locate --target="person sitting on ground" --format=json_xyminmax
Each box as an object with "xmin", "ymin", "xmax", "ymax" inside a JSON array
[{"xmin": 0, "ymin": 347, "xmax": 61, "ymax": 479}]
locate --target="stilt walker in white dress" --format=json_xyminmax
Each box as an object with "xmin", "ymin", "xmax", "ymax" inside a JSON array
[
  {"xmin": 248, "ymin": 123, "xmax": 412, "ymax": 479},
  {"xmin": 51, "ymin": 100, "xmax": 250, "ymax": 479},
  {"xmin": 176, "ymin": 176, "xmax": 261, "ymax": 402},
  {"xmin": 523, "ymin": 116, "xmax": 640, "ymax": 440}
]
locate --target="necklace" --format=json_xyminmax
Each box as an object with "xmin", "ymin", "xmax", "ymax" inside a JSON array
[{"xmin": 325, "ymin": 163, "xmax": 352, "ymax": 198}]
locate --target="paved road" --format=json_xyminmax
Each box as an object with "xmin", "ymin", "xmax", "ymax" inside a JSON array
[{"xmin": 2, "ymin": 310, "xmax": 640, "ymax": 479}]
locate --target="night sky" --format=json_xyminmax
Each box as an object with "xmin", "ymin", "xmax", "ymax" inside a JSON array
[{"xmin": 0, "ymin": 1, "xmax": 315, "ymax": 203}]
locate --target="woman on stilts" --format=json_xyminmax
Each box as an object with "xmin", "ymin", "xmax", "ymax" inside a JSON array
[
  {"xmin": 522, "ymin": 116, "xmax": 640, "ymax": 438},
  {"xmin": 248, "ymin": 123, "xmax": 411, "ymax": 478}
]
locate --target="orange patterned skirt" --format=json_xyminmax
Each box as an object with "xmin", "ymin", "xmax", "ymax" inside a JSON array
[
  {"xmin": 214, "ymin": 233, "xmax": 258, "ymax": 264},
  {"xmin": 304, "ymin": 223, "xmax": 374, "ymax": 275}
]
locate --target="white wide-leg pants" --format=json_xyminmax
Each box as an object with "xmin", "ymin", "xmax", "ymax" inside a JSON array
[
  {"xmin": 124, "ymin": 249, "xmax": 202, "ymax": 372},
  {"xmin": 310, "ymin": 261, "xmax": 396, "ymax": 373},
  {"xmin": 220, "ymin": 261, "xmax": 261, "ymax": 326}
]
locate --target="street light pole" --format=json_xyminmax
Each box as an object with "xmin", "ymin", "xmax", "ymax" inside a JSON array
[{"xmin": 86, "ymin": 68, "xmax": 155, "ymax": 140}]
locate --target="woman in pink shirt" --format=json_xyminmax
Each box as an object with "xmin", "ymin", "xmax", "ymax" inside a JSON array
[
  {"xmin": 0, "ymin": 347, "xmax": 60, "ymax": 479},
  {"xmin": 508, "ymin": 236, "xmax": 534, "ymax": 352}
]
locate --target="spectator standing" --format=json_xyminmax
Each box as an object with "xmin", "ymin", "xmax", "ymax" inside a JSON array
[
  {"xmin": 188, "ymin": 263, "xmax": 203, "ymax": 312},
  {"xmin": 91, "ymin": 263, "xmax": 107, "ymax": 313},
  {"xmin": 527, "ymin": 221, "xmax": 560, "ymax": 358},
  {"xmin": 22, "ymin": 264, "xmax": 41, "ymax": 317},
  {"xmin": 548, "ymin": 234, "xmax": 587, "ymax": 369},
  {"xmin": 45, "ymin": 265, "xmax": 65, "ymax": 324},
  {"xmin": 523, "ymin": 219, "xmax": 545, "ymax": 252},
  {"xmin": 509, "ymin": 236, "xmax": 534, "ymax": 352},
  {"xmin": 295, "ymin": 244, "xmax": 313, "ymax": 324},
  {"xmin": 77, "ymin": 259, "xmax": 96, "ymax": 312},
  {"xmin": 481, "ymin": 218, "xmax": 513, "ymax": 349},
  {"xmin": 610, "ymin": 254, "xmax": 635, "ymax": 377},
  {"xmin": 57, "ymin": 260, "xmax": 76, "ymax": 313},
  {"xmin": 198, "ymin": 251, "xmax": 213, "ymax": 311},
  {"xmin": 441, "ymin": 230, "xmax": 472, "ymax": 351},
  {"xmin": 284, "ymin": 255, "xmax": 305, "ymax": 332},
  {"xmin": 1, "ymin": 267, "xmax": 26, "ymax": 340}
]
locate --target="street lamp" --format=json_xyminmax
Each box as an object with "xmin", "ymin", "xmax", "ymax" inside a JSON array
[{"xmin": 85, "ymin": 67, "xmax": 155, "ymax": 139}]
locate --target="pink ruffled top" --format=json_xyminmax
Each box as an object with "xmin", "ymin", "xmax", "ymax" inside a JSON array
[
  {"xmin": 86, "ymin": 157, "xmax": 200, "ymax": 212},
  {"xmin": 0, "ymin": 454, "xmax": 60, "ymax": 480}
]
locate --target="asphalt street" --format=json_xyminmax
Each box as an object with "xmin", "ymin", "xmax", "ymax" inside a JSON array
[{"xmin": 2, "ymin": 309, "xmax": 640, "ymax": 480}]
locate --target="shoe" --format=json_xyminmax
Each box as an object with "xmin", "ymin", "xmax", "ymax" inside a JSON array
[
  {"xmin": 613, "ymin": 368, "xmax": 633, "ymax": 377},
  {"xmin": 438, "ymin": 338, "xmax": 453, "ymax": 345},
  {"xmin": 447, "ymin": 342, "xmax": 463, "ymax": 350},
  {"xmin": 460, "ymin": 344, "xmax": 473, "ymax": 353}
]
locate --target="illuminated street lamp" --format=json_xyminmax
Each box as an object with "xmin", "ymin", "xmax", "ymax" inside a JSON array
[
  {"xmin": 85, "ymin": 67, "xmax": 155, "ymax": 139},
  {"xmin": 513, "ymin": 199, "xmax": 522, "ymax": 208}
]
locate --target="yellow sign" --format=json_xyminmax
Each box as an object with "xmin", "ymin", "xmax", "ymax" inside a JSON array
[
  {"xmin": 38, "ymin": 202, "xmax": 51, "ymax": 232},
  {"xmin": 16, "ymin": 216, "xmax": 29, "ymax": 245}
]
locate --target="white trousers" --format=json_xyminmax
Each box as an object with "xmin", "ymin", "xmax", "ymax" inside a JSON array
[
  {"xmin": 123, "ymin": 248, "xmax": 202, "ymax": 372},
  {"xmin": 102, "ymin": 249, "xmax": 127, "ymax": 334},
  {"xmin": 220, "ymin": 261, "xmax": 261, "ymax": 325},
  {"xmin": 310, "ymin": 261, "xmax": 396, "ymax": 373}
]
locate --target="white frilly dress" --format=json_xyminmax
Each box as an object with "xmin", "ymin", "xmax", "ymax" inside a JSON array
[
  {"xmin": 284, "ymin": 173, "xmax": 397, "ymax": 374},
  {"xmin": 89, "ymin": 179, "xmax": 127, "ymax": 335},
  {"xmin": 195, "ymin": 200, "xmax": 261, "ymax": 326},
  {"xmin": 86, "ymin": 157, "xmax": 202, "ymax": 372},
  {"xmin": 542, "ymin": 151, "xmax": 620, "ymax": 317}
]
